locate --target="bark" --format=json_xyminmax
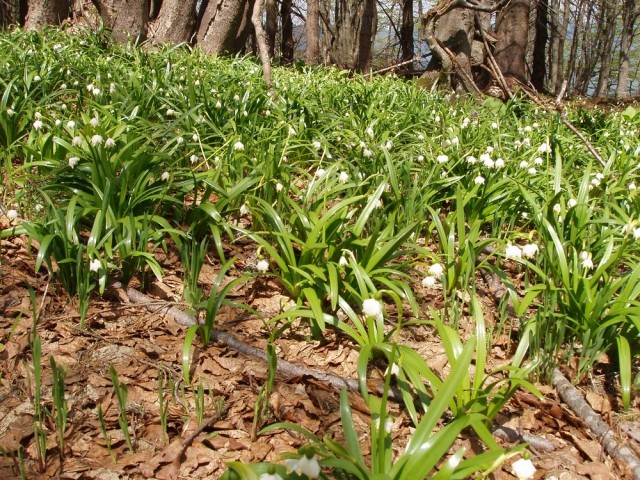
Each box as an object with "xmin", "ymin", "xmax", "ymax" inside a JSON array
[
  {"xmin": 330, "ymin": 0, "xmax": 376, "ymax": 72},
  {"xmin": 264, "ymin": 0, "xmax": 276, "ymax": 58},
  {"xmin": 617, "ymin": 0, "xmax": 639, "ymax": 99},
  {"xmin": 251, "ymin": 0, "xmax": 272, "ymax": 87},
  {"xmin": 564, "ymin": 0, "xmax": 583, "ymax": 93},
  {"xmin": 197, "ymin": 0, "xmax": 252, "ymax": 55},
  {"xmin": 531, "ymin": 0, "xmax": 548, "ymax": 92},
  {"xmin": 91, "ymin": 0, "xmax": 149, "ymax": 44},
  {"xmin": 494, "ymin": 0, "xmax": 532, "ymax": 82},
  {"xmin": 280, "ymin": 0, "xmax": 293, "ymax": 64},
  {"xmin": 400, "ymin": 0, "xmax": 414, "ymax": 69},
  {"xmin": 594, "ymin": 2, "xmax": 616, "ymax": 98},
  {"xmin": 24, "ymin": 0, "xmax": 70, "ymax": 29},
  {"xmin": 305, "ymin": 0, "xmax": 320, "ymax": 65},
  {"xmin": 150, "ymin": 0, "xmax": 199, "ymax": 45},
  {"xmin": 1, "ymin": 0, "xmax": 21, "ymax": 27}
]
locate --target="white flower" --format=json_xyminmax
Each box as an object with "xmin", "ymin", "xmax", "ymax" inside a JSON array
[
  {"xmin": 315, "ymin": 168, "xmax": 326, "ymax": 177},
  {"xmin": 633, "ymin": 228, "xmax": 640, "ymax": 240},
  {"xmin": 505, "ymin": 243, "xmax": 522, "ymax": 259},
  {"xmin": 491, "ymin": 122, "xmax": 498, "ymax": 129},
  {"xmin": 466, "ymin": 155, "xmax": 477, "ymax": 164},
  {"xmin": 363, "ymin": 148, "xmax": 373, "ymax": 158},
  {"xmin": 90, "ymin": 134, "xmax": 103, "ymax": 146},
  {"xmin": 233, "ymin": 94, "xmax": 240, "ymax": 101},
  {"xmin": 54, "ymin": 119, "xmax": 61, "ymax": 126},
  {"xmin": 362, "ymin": 298, "xmax": 383, "ymax": 322},
  {"xmin": 595, "ymin": 172, "xmax": 604, "ymax": 180},
  {"xmin": 259, "ymin": 473, "xmax": 283, "ymax": 480},
  {"xmin": 288, "ymin": 126, "xmax": 296, "ymax": 135},
  {"xmin": 417, "ymin": 133, "xmax": 425, "ymax": 140},
  {"xmin": 190, "ymin": 154, "xmax": 198, "ymax": 164},
  {"xmin": 519, "ymin": 160, "xmax": 529, "ymax": 169},
  {"xmin": 92, "ymin": 88, "xmax": 101, "ymax": 96},
  {"xmin": 89, "ymin": 258, "xmax": 101, "ymax": 272},
  {"xmin": 215, "ymin": 100, "xmax": 222, "ymax": 108},
  {"xmin": 284, "ymin": 455, "xmax": 320, "ymax": 479},
  {"xmin": 428, "ymin": 263, "xmax": 444, "ymax": 278},
  {"xmin": 33, "ymin": 119, "xmax": 43, "ymax": 130},
  {"xmin": 553, "ymin": 203, "xmax": 561, "ymax": 214},
  {"xmin": 579, "ymin": 251, "xmax": 593, "ymax": 269},
  {"xmin": 567, "ymin": 198, "xmax": 577, "ymax": 208},
  {"xmin": 522, "ymin": 243, "xmax": 539, "ymax": 258},
  {"xmin": 33, "ymin": 75, "xmax": 41, "ymax": 82},
  {"xmin": 629, "ymin": 182, "xmax": 636, "ymax": 191},
  {"xmin": 365, "ymin": 126, "xmax": 374, "ymax": 138},
  {"xmin": 474, "ymin": 175, "xmax": 485, "ymax": 185},
  {"xmin": 385, "ymin": 140, "xmax": 393, "ymax": 150},
  {"xmin": 192, "ymin": 133, "xmax": 199, "ymax": 142},
  {"xmin": 275, "ymin": 182, "xmax": 283, "ymax": 192},
  {"xmin": 437, "ymin": 154, "xmax": 449, "ymax": 164},
  {"xmin": 512, "ymin": 458, "xmax": 536, "ymax": 480},
  {"xmin": 90, "ymin": 117, "xmax": 99, "ymax": 127},
  {"xmin": 86, "ymin": 83, "xmax": 94, "ymax": 92},
  {"xmin": 6, "ymin": 108, "xmax": 14, "ymax": 116},
  {"xmin": 538, "ymin": 141, "xmax": 552, "ymax": 154},
  {"xmin": 66, "ymin": 120, "xmax": 75, "ymax": 129},
  {"xmin": 495, "ymin": 158, "xmax": 505, "ymax": 168},
  {"xmin": 239, "ymin": 204, "xmax": 249, "ymax": 216},
  {"xmin": 160, "ymin": 171, "xmax": 170, "ymax": 181},
  {"xmin": 523, "ymin": 125, "xmax": 532, "ymax": 133},
  {"xmin": 480, "ymin": 153, "xmax": 493, "ymax": 167},
  {"xmin": 338, "ymin": 255, "xmax": 348, "ymax": 267},
  {"xmin": 34, "ymin": 111, "xmax": 42, "ymax": 119},
  {"xmin": 417, "ymin": 155, "xmax": 425, "ymax": 162},
  {"xmin": 312, "ymin": 140, "xmax": 322, "ymax": 150},
  {"xmin": 256, "ymin": 259, "xmax": 269, "ymax": 273},
  {"xmin": 72, "ymin": 136, "xmax": 83, "ymax": 147},
  {"xmin": 421, "ymin": 276, "xmax": 436, "ymax": 288},
  {"xmin": 528, "ymin": 167, "xmax": 537, "ymax": 175},
  {"xmin": 6, "ymin": 209, "xmax": 18, "ymax": 220},
  {"xmin": 104, "ymin": 138, "xmax": 116, "ymax": 148},
  {"xmin": 338, "ymin": 171, "xmax": 349, "ymax": 183},
  {"xmin": 68, "ymin": 156, "xmax": 79, "ymax": 168},
  {"xmin": 233, "ymin": 141, "xmax": 244, "ymax": 151}
]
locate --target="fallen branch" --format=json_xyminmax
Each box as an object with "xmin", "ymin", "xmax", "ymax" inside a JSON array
[
  {"xmin": 110, "ymin": 281, "xmax": 400, "ymax": 401},
  {"xmin": 552, "ymin": 368, "xmax": 640, "ymax": 480}
]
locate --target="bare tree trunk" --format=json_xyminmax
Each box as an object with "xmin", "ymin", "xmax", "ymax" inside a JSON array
[
  {"xmin": 617, "ymin": 0, "xmax": 639, "ymax": 99},
  {"xmin": 565, "ymin": 0, "xmax": 583, "ymax": 93},
  {"xmin": 265, "ymin": 0, "xmax": 276, "ymax": 58},
  {"xmin": 251, "ymin": 0, "xmax": 272, "ymax": 86},
  {"xmin": 594, "ymin": 2, "xmax": 616, "ymax": 98},
  {"xmin": 330, "ymin": 0, "xmax": 376, "ymax": 72},
  {"xmin": 400, "ymin": 0, "xmax": 414, "ymax": 70},
  {"xmin": 197, "ymin": 0, "xmax": 252, "ymax": 55},
  {"xmin": 1, "ymin": 0, "xmax": 22, "ymax": 27},
  {"xmin": 494, "ymin": 0, "xmax": 532, "ymax": 82},
  {"xmin": 150, "ymin": 0, "xmax": 199, "ymax": 45},
  {"xmin": 531, "ymin": 0, "xmax": 548, "ymax": 91},
  {"xmin": 91, "ymin": 0, "xmax": 149, "ymax": 44},
  {"xmin": 24, "ymin": 0, "xmax": 69, "ymax": 29},
  {"xmin": 306, "ymin": 0, "xmax": 320, "ymax": 65},
  {"xmin": 280, "ymin": 0, "xmax": 293, "ymax": 63}
]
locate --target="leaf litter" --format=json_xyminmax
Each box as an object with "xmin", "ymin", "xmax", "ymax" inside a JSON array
[{"xmin": 1, "ymin": 226, "xmax": 639, "ymax": 479}]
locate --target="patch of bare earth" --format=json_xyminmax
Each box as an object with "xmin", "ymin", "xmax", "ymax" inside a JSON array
[{"xmin": 1, "ymin": 223, "xmax": 638, "ymax": 479}]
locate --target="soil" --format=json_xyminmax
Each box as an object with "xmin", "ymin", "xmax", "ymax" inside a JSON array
[{"xmin": 1, "ymin": 212, "xmax": 639, "ymax": 480}]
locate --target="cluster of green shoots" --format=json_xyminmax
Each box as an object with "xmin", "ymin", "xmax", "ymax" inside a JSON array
[{"xmin": 1, "ymin": 26, "xmax": 639, "ymax": 478}]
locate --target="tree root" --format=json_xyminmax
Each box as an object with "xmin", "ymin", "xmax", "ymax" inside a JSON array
[{"xmin": 553, "ymin": 368, "xmax": 640, "ymax": 479}]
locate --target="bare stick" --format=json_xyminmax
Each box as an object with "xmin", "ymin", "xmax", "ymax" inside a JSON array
[{"xmin": 553, "ymin": 368, "xmax": 640, "ymax": 480}]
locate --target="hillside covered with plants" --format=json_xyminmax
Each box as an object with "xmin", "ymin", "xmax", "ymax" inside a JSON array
[{"xmin": 1, "ymin": 27, "xmax": 639, "ymax": 479}]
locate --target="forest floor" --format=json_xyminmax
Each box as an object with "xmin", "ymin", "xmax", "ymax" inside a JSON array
[{"xmin": 1, "ymin": 213, "xmax": 639, "ymax": 480}]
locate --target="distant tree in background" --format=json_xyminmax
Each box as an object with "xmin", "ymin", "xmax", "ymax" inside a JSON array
[{"xmin": 13, "ymin": 0, "xmax": 640, "ymax": 98}]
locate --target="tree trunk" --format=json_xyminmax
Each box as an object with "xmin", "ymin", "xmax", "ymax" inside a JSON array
[
  {"xmin": 565, "ymin": 0, "xmax": 583, "ymax": 94},
  {"xmin": 305, "ymin": 0, "xmax": 320, "ymax": 65},
  {"xmin": 280, "ymin": 0, "xmax": 293, "ymax": 64},
  {"xmin": 617, "ymin": 0, "xmax": 638, "ymax": 99},
  {"xmin": 494, "ymin": 0, "xmax": 532, "ymax": 82},
  {"xmin": 330, "ymin": 0, "xmax": 376, "ymax": 72},
  {"xmin": 531, "ymin": 0, "xmax": 548, "ymax": 92},
  {"xmin": 197, "ymin": 0, "xmax": 252, "ymax": 55},
  {"xmin": 1, "ymin": 0, "xmax": 22, "ymax": 27},
  {"xmin": 265, "ymin": 0, "xmax": 276, "ymax": 58},
  {"xmin": 91, "ymin": 0, "xmax": 149, "ymax": 44},
  {"xmin": 150, "ymin": 0, "xmax": 199, "ymax": 45},
  {"xmin": 24, "ymin": 0, "xmax": 69, "ymax": 29},
  {"xmin": 594, "ymin": 2, "xmax": 616, "ymax": 98},
  {"xmin": 400, "ymin": 0, "xmax": 414, "ymax": 70}
]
